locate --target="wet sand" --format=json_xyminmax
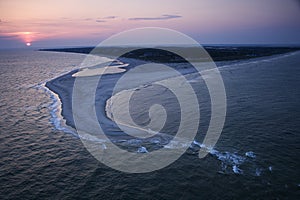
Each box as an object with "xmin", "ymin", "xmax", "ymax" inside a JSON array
[{"xmin": 45, "ymin": 50, "xmax": 300, "ymax": 140}]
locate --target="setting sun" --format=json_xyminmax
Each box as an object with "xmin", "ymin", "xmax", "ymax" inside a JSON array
[{"xmin": 26, "ymin": 42, "xmax": 31, "ymax": 46}]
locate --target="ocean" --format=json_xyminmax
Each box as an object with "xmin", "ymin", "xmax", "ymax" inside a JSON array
[{"xmin": 0, "ymin": 49, "xmax": 299, "ymax": 199}]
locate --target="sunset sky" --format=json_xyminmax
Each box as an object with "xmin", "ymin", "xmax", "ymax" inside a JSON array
[{"xmin": 0, "ymin": 0, "xmax": 299, "ymax": 48}]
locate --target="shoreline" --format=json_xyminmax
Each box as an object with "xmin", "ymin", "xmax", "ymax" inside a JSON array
[
  {"xmin": 45, "ymin": 69, "xmax": 79, "ymax": 129},
  {"xmin": 45, "ymin": 49, "xmax": 300, "ymax": 136},
  {"xmin": 43, "ymin": 49, "xmax": 300, "ymax": 172}
]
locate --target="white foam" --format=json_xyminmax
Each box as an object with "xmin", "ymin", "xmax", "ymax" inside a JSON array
[
  {"xmin": 149, "ymin": 138, "xmax": 161, "ymax": 144},
  {"xmin": 164, "ymin": 140, "xmax": 190, "ymax": 149},
  {"xmin": 268, "ymin": 166, "xmax": 273, "ymax": 172},
  {"xmin": 192, "ymin": 141, "xmax": 267, "ymax": 176},
  {"xmin": 192, "ymin": 140, "xmax": 205, "ymax": 148},
  {"xmin": 233, "ymin": 165, "xmax": 243, "ymax": 174},
  {"xmin": 137, "ymin": 146, "xmax": 148, "ymax": 153},
  {"xmin": 255, "ymin": 168, "xmax": 263, "ymax": 176},
  {"xmin": 34, "ymin": 83, "xmax": 78, "ymax": 137},
  {"xmin": 245, "ymin": 151, "xmax": 256, "ymax": 158}
]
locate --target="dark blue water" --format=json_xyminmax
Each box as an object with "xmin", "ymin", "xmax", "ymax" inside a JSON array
[{"xmin": 0, "ymin": 50, "xmax": 299, "ymax": 199}]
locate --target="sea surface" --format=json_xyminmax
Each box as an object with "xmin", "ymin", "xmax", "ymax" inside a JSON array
[{"xmin": 0, "ymin": 49, "xmax": 299, "ymax": 199}]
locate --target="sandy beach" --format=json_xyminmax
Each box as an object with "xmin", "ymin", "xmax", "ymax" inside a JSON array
[
  {"xmin": 1, "ymin": 47, "xmax": 298, "ymax": 198},
  {"xmin": 45, "ymin": 49, "xmax": 300, "ymax": 146},
  {"xmin": 2, "ymin": 0, "xmax": 300, "ymax": 198}
]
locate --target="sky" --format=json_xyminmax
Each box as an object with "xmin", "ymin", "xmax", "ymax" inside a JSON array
[{"xmin": 0, "ymin": 0, "xmax": 299, "ymax": 48}]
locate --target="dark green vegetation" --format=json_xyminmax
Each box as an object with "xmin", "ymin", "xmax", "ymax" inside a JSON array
[{"xmin": 40, "ymin": 46, "xmax": 300, "ymax": 62}]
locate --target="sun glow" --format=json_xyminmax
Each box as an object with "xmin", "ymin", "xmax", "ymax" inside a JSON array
[{"xmin": 20, "ymin": 32, "xmax": 34, "ymax": 46}]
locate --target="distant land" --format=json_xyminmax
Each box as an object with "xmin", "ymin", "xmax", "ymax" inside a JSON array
[{"xmin": 39, "ymin": 46, "xmax": 300, "ymax": 62}]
